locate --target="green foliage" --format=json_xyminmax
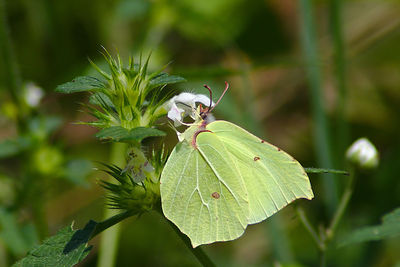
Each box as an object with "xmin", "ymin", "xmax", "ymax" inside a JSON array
[
  {"xmin": 3, "ymin": 0, "xmax": 400, "ymax": 264},
  {"xmin": 0, "ymin": 208, "xmax": 38, "ymax": 256},
  {"xmin": 12, "ymin": 222, "xmax": 96, "ymax": 267},
  {"xmin": 55, "ymin": 76, "xmax": 106, "ymax": 94},
  {"xmin": 57, "ymin": 51, "xmax": 185, "ymax": 133},
  {"xmin": 339, "ymin": 208, "xmax": 400, "ymax": 246},
  {"xmin": 63, "ymin": 159, "xmax": 93, "ymax": 185},
  {"xmin": 100, "ymin": 145, "xmax": 167, "ymax": 211},
  {"xmin": 148, "ymin": 73, "xmax": 186, "ymax": 88},
  {"xmin": 15, "ymin": 51, "xmax": 184, "ymax": 267},
  {"xmin": 100, "ymin": 164, "xmax": 157, "ymax": 212},
  {"xmin": 0, "ymin": 137, "xmax": 31, "ymax": 158},
  {"xmin": 95, "ymin": 126, "xmax": 165, "ymax": 143}
]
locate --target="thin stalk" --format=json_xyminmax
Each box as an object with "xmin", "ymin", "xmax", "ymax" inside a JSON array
[
  {"xmin": 326, "ymin": 167, "xmax": 356, "ymax": 239},
  {"xmin": 164, "ymin": 217, "xmax": 216, "ymax": 267},
  {"xmin": 305, "ymin": 167, "xmax": 349, "ymax": 176},
  {"xmin": 296, "ymin": 206, "xmax": 324, "ymax": 250},
  {"xmin": 31, "ymin": 178, "xmax": 49, "ymax": 240},
  {"xmin": 319, "ymin": 250, "xmax": 327, "ymax": 267},
  {"xmin": 239, "ymin": 55, "xmax": 293, "ymax": 261},
  {"xmin": 90, "ymin": 210, "xmax": 136, "ymax": 239},
  {"xmin": 267, "ymin": 215, "xmax": 294, "ymax": 262},
  {"xmin": 97, "ymin": 143, "xmax": 127, "ymax": 267},
  {"xmin": 239, "ymin": 58, "xmax": 261, "ymax": 136},
  {"xmin": 0, "ymin": 0, "xmax": 24, "ymax": 130},
  {"xmin": 318, "ymin": 225, "xmax": 327, "ymax": 267},
  {"xmin": 298, "ymin": 0, "xmax": 338, "ymax": 214},
  {"xmin": 297, "ymin": 167, "xmax": 356, "ymax": 266},
  {"xmin": 330, "ymin": 0, "xmax": 349, "ymax": 165},
  {"xmin": 0, "ymin": 241, "xmax": 7, "ymax": 267}
]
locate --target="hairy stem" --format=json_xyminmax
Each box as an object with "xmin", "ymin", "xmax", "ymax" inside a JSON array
[{"xmin": 90, "ymin": 210, "xmax": 136, "ymax": 239}]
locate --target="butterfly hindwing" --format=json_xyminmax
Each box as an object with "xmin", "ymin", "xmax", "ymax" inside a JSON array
[{"xmin": 161, "ymin": 135, "xmax": 249, "ymax": 247}]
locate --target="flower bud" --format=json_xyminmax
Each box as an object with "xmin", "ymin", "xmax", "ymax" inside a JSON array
[
  {"xmin": 346, "ymin": 138, "xmax": 379, "ymax": 169},
  {"xmin": 24, "ymin": 82, "xmax": 44, "ymax": 108}
]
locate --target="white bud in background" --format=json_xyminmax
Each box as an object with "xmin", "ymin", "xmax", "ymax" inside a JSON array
[
  {"xmin": 24, "ymin": 82, "xmax": 44, "ymax": 107},
  {"xmin": 346, "ymin": 138, "xmax": 379, "ymax": 169}
]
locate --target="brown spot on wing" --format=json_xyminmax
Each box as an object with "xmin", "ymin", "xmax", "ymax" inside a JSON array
[
  {"xmin": 211, "ymin": 192, "xmax": 220, "ymax": 199},
  {"xmin": 254, "ymin": 156, "xmax": 260, "ymax": 161},
  {"xmin": 261, "ymin": 140, "xmax": 265, "ymax": 143}
]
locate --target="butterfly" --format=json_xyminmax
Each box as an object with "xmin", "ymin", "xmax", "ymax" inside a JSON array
[{"xmin": 160, "ymin": 82, "xmax": 313, "ymax": 247}]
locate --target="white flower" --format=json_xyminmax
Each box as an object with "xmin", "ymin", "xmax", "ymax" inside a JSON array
[
  {"xmin": 166, "ymin": 92, "xmax": 214, "ymax": 126},
  {"xmin": 24, "ymin": 82, "xmax": 44, "ymax": 107},
  {"xmin": 346, "ymin": 138, "xmax": 379, "ymax": 169}
]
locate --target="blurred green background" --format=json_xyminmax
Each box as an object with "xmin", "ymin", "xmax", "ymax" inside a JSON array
[{"xmin": 1, "ymin": 0, "xmax": 400, "ymax": 266}]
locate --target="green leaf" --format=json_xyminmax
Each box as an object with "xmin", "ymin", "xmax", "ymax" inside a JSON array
[
  {"xmin": 95, "ymin": 126, "xmax": 165, "ymax": 142},
  {"xmin": 13, "ymin": 220, "xmax": 97, "ymax": 267},
  {"xmin": 28, "ymin": 116, "xmax": 63, "ymax": 139},
  {"xmin": 63, "ymin": 159, "xmax": 93, "ymax": 185},
  {"xmin": 55, "ymin": 76, "xmax": 105, "ymax": 93},
  {"xmin": 0, "ymin": 139, "xmax": 23, "ymax": 158},
  {"xmin": 0, "ymin": 208, "xmax": 35, "ymax": 256},
  {"xmin": 0, "ymin": 137, "xmax": 31, "ymax": 158},
  {"xmin": 149, "ymin": 73, "xmax": 186, "ymax": 88},
  {"xmin": 339, "ymin": 207, "xmax": 400, "ymax": 247},
  {"xmin": 89, "ymin": 92, "xmax": 114, "ymax": 108}
]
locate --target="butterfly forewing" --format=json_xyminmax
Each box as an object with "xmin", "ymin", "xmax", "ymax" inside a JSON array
[{"xmin": 206, "ymin": 121, "xmax": 314, "ymax": 224}]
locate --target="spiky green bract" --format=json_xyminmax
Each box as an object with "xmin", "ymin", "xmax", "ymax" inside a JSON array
[
  {"xmin": 56, "ymin": 49, "xmax": 185, "ymax": 143},
  {"xmin": 160, "ymin": 120, "xmax": 314, "ymax": 247},
  {"xmin": 100, "ymin": 146, "xmax": 168, "ymax": 212}
]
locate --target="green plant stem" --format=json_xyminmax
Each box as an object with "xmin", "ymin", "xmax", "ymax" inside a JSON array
[
  {"xmin": 0, "ymin": 0, "xmax": 25, "ymax": 130},
  {"xmin": 237, "ymin": 54, "xmax": 294, "ymax": 261},
  {"xmin": 330, "ymin": 0, "xmax": 349, "ymax": 164},
  {"xmin": 238, "ymin": 53, "xmax": 294, "ymax": 262},
  {"xmin": 0, "ymin": 241, "xmax": 7, "ymax": 267},
  {"xmin": 299, "ymin": 0, "xmax": 338, "ymax": 214},
  {"xmin": 319, "ymin": 250, "xmax": 327, "ymax": 267},
  {"xmin": 326, "ymin": 167, "xmax": 356, "ymax": 239},
  {"xmin": 31, "ymin": 180, "xmax": 48, "ymax": 240},
  {"xmin": 90, "ymin": 210, "xmax": 136, "ymax": 239},
  {"xmin": 305, "ymin": 167, "xmax": 349, "ymax": 176},
  {"xmin": 97, "ymin": 142, "xmax": 127, "ymax": 267},
  {"xmin": 297, "ymin": 168, "xmax": 356, "ymax": 266},
  {"xmin": 165, "ymin": 217, "xmax": 216, "ymax": 267},
  {"xmin": 296, "ymin": 206, "xmax": 324, "ymax": 250}
]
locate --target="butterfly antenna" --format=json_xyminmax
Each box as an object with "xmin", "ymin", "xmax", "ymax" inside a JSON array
[
  {"xmin": 209, "ymin": 81, "xmax": 229, "ymax": 113},
  {"xmin": 203, "ymin": 84, "xmax": 213, "ymax": 111}
]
